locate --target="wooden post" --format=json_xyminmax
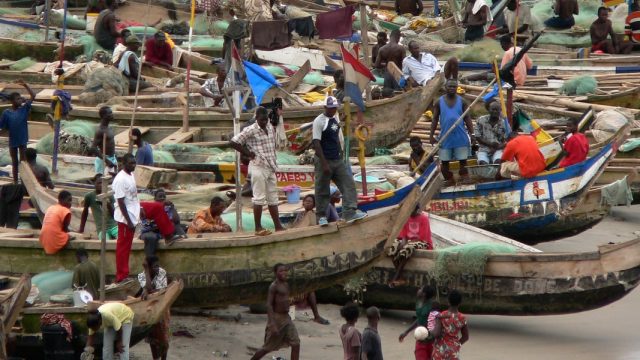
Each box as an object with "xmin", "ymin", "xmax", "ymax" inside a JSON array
[
  {"xmin": 343, "ymin": 97, "xmax": 352, "ymax": 162},
  {"xmin": 183, "ymin": 0, "xmax": 196, "ymax": 132},
  {"xmin": 359, "ymin": 2, "xmax": 371, "ymax": 101},
  {"xmin": 44, "ymin": 0, "xmax": 50, "ymax": 42},
  {"xmin": 99, "ymin": 133, "xmax": 107, "ymax": 301},
  {"xmin": 507, "ymin": 86, "xmax": 514, "ymax": 128}
]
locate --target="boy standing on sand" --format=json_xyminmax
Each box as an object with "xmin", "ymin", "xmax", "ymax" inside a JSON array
[{"xmin": 251, "ymin": 264, "xmax": 300, "ymax": 360}]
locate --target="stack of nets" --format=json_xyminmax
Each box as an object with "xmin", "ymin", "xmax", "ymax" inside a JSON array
[
  {"xmin": 36, "ymin": 120, "xmax": 97, "ymax": 156},
  {"xmin": 9, "ymin": 57, "xmax": 36, "ymax": 71},
  {"xmin": 432, "ymin": 243, "xmax": 518, "ymax": 288},
  {"xmin": 558, "ymin": 75, "xmax": 597, "ymax": 96},
  {"xmin": 79, "ymin": 67, "xmax": 129, "ymax": 105},
  {"xmin": 450, "ymin": 38, "xmax": 503, "ymax": 63}
]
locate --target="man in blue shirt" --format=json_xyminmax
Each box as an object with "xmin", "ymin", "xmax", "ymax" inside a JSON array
[
  {"xmin": 430, "ymin": 79, "xmax": 475, "ymax": 185},
  {"xmin": 1, "ymin": 80, "xmax": 35, "ymax": 183},
  {"xmin": 131, "ymin": 128, "xmax": 154, "ymax": 166}
]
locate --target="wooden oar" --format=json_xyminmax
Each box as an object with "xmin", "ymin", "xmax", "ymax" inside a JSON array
[{"xmin": 410, "ymin": 77, "xmax": 497, "ymax": 177}]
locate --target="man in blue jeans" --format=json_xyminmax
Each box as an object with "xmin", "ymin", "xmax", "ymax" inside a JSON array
[
  {"xmin": 312, "ymin": 96, "xmax": 366, "ymax": 226},
  {"xmin": 430, "ymin": 79, "xmax": 475, "ymax": 185}
]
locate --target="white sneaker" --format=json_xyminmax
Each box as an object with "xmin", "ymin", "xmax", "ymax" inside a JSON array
[{"xmin": 318, "ymin": 217, "xmax": 329, "ymax": 226}]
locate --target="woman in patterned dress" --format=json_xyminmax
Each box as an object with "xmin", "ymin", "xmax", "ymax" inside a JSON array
[{"xmin": 431, "ymin": 290, "xmax": 469, "ymax": 360}]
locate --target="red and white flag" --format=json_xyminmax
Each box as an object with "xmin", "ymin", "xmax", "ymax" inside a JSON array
[
  {"xmin": 340, "ymin": 44, "xmax": 375, "ymax": 111},
  {"xmin": 230, "ymin": 43, "xmax": 245, "ymax": 80}
]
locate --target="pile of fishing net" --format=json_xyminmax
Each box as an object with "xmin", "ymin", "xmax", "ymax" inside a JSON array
[
  {"xmin": 9, "ymin": 57, "xmax": 36, "ymax": 71},
  {"xmin": 190, "ymin": 37, "xmax": 225, "ymax": 51},
  {"xmin": 538, "ymin": 33, "xmax": 591, "ymax": 47},
  {"xmin": 159, "ymin": 21, "xmax": 190, "ymax": 36},
  {"xmin": 78, "ymin": 35, "xmax": 105, "ymax": 60},
  {"xmin": 36, "ymin": 120, "xmax": 97, "ymax": 156},
  {"xmin": 78, "ymin": 67, "xmax": 129, "ymax": 105},
  {"xmin": 221, "ymin": 212, "xmax": 275, "ymax": 232},
  {"xmin": 432, "ymin": 243, "xmax": 518, "ymax": 286},
  {"xmin": 532, "ymin": 0, "xmax": 627, "ymax": 33},
  {"xmin": 558, "ymin": 75, "xmax": 597, "ymax": 96},
  {"xmin": 152, "ymin": 150, "xmax": 176, "ymax": 163},
  {"xmin": 450, "ymin": 38, "xmax": 503, "ymax": 63},
  {"xmin": 47, "ymin": 10, "xmax": 87, "ymax": 30}
]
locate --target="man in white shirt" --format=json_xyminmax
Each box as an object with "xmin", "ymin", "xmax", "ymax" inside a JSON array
[
  {"xmin": 402, "ymin": 41, "xmax": 441, "ymax": 87},
  {"xmin": 113, "ymin": 153, "xmax": 140, "ymax": 283}
]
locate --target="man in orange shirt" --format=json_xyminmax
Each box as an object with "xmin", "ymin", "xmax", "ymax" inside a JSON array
[
  {"xmin": 500, "ymin": 132, "xmax": 546, "ymax": 178},
  {"xmin": 500, "ymin": 35, "xmax": 533, "ymax": 87},
  {"xmin": 39, "ymin": 190, "xmax": 73, "ymax": 254}
]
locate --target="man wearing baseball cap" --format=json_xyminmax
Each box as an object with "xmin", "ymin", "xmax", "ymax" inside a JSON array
[{"xmin": 312, "ymin": 96, "xmax": 367, "ymax": 226}]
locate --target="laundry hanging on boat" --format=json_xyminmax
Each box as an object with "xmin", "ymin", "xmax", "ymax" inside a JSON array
[
  {"xmin": 315, "ymin": 5, "xmax": 355, "ymax": 39},
  {"xmin": 251, "ymin": 20, "xmax": 292, "ymax": 51},
  {"xmin": 601, "ymin": 176, "xmax": 634, "ymax": 207},
  {"xmin": 288, "ymin": 16, "xmax": 315, "ymax": 38}
]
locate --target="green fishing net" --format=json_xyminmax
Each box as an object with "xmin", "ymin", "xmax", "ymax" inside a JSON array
[
  {"xmin": 365, "ymin": 155, "xmax": 396, "ymax": 166},
  {"xmin": 449, "ymin": 38, "xmax": 503, "ymax": 63},
  {"xmin": 352, "ymin": 11, "xmax": 374, "ymax": 30},
  {"xmin": 156, "ymin": 143, "xmax": 224, "ymax": 155},
  {"xmin": 537, "ymin": 33, "xmax": 591, "ymax": 47},
  {"xmin": 221, "ymin": 212, "xmax": 275, "ymax": 232},
  {"xmin": 558, "ymin": 75, "xmax": 597, "ymax": 96},
  {"xmin": 211, "ymin": 20, "xmax": 230, "ymax": 35},
  {"xmin": 126, "ymin": 26, "xmax": 159, "ymax": 36},
  {"xmin": 49, "ymin": 12, "xmax": 87, "ymax": 30},
  {"xmin": 531, "ymin": 0, "xmax": 626, "ymax": 32},
  {"xmin": 276, "ymin": 152, "xmax": 299, "ymax": 165},
  {"xmin": 79, "ymin": 34, "xmax": 105, "ymax": 59},
  {"xmin": 9, "ymin": 57, "xmax": 36, "ymax": 71},
  {"xmin": 153, "ymin": 150, "xmax": 176, "ymax": 163},
  {"xmin": 36, "ymin": 120, "xmax": 98, "ymax": 155},
  {"xmin": 432, "ymin": 243, "xmax": 518, "ymax": 284},
  {"xmin": 302, "ymin": 72, "xmax": 326, "ymax": 86},
  {"xmin": 190, "ymin": 37, "xmax": 224, "ymax": 50}
]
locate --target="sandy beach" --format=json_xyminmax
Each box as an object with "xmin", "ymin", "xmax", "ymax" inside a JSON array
[{"xmin": 130, "ymin": 205, "xmax": 640, "ymax": 360}]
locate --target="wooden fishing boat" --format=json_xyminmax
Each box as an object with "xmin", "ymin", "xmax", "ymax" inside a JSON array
[
  {"xmin": 317, "ymin": 214, "xmax": 640, "ymax": 315},
  {"xmin": 11, "ymin": 161, "xmax": 440, "ymax": 307},
  {"xmin": 10, "ymin": 279, "xmax": 183, "ymax": 359},
  {"xmin": 0, "ymin": 274, "xmax": 30, "ymax": 358}
]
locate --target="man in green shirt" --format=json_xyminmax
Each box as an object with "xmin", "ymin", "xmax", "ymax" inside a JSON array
[
  {"xmin": 79, "ymin": 173, "xmax": 118, "ymax": 240},
  {"xmin": 72, "ymin": 248, "xmax": 100, "ymax": 298}
]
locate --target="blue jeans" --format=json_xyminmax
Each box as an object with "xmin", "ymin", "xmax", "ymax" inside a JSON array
[
  {"xmin": 103, "ymin": 322, "xmax": 132, "ymax": 360},
  {"xmin": 439, "ymin": 147, "xmax": 470, "ymax": 161},
  {"xmin": 314, "ymin": 158, "xmax": 358, "ymax": 221}
]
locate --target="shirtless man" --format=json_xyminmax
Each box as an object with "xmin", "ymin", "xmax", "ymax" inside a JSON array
[
  {"xmin": 591, "ymin": 7, "xmax": 633, "ymax": 54},
  {"xmin": 544, "ymin": 0, "xmax": 578, "ymax": 29},
  {"xmin": 91, "ymin": 106, "xmax": 117, "ymax": 176},
  {"xmin": 25, "ymin": 148, "xmax": 54, "ymax": 189},
  {"xmin": 373, "ymin": 29, "xmax": 406, "ymax": 89},
  {"xmin": 250, "ymin": 264, "xmax": 300, "ymax": 360}
]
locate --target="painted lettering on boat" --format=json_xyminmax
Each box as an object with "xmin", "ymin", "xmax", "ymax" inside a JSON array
[
  {"xmin": 276, "ymin": 171, "xmax": 314, "ymax": 184},
  {"xmin": 429, "ymin": 200, "xmax": 470, "ymax": 212}
]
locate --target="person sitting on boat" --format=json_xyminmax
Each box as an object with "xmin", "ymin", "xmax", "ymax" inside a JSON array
[
  {"xmin": 1, "ymin": 79, "xmax": 35, "ymax": 184},
  {"xmin": 118, "ymin": 35, "xmax": 153, "ymax": 93},
  {"xmin": 131, "ymin": 128, "xmax": 154, "ymax": 167},
  {"xmin": 544, "ymin": 0, "xmax": 578, "ymax": 30},
  {"xmin": 155, "ymin": 188, "xmax": 187, "ymax": 238},
  {"xmin": 25, "ymin": 148, "xmax": 54, "ymax": 189},
  {"xmin": 500, "ymin": 131, "xmax": 546, "ymax": 179},
  {"xmin": 332, "ymin": 69, "xmax": 345, "ymax": 102},
  {"xmin": 402, "ymin": 41, "xmax": 441, "ymax": 88},
  {"xmin": 474, "ymin": 101, "xmax": 509, "ymax": 165},
  {"xmin": 139, "ymin": 189, "xmax": 186, "ymax": 256},
  {"xmin": 431, "ymin": 79, "xmax": 475, "ymax": 185},
  {"xmin": 396, "ymin": 0, "xmax": 423, "ymax": 16},
  {"xmin": 499, "ymin": 0, "xmax": 534, "ymax": 38},
  {"xmin": 93, "ymin": 0, "xmax": 121, "ymax": 51},
  {"xmin": 312, "ymin": 97, "xmax": 367, "ymax": 226},
  {"xmin": 409, "ymin": 136, "xmax": 429, "ymax": 174},
  {"xmin": 137, "ymin": 255, "xmax": 171, "ymax": 360},
  {"xmin": 86, "ymin": 302, "xmax": 135, "ymax": 360},
  {"xmin": 39, "ymin": 190, "xmax": 74, "ymax": 255},
  {"xmin": 200, "ymin": 64, "xmax": 230, "ymax": 108},
  {"xmin": 462, "ymin": 0, "xmax": 491, "ymax": 43},
  {"xmin": 79, "ymin": 173, "xmax": 118, "ymax": 240},
  {"xmin": 144, "ymin": 32, "xmax": 174, "ymax": 70},
  {"xmin": 73, "ymin": 248, "xmax": 100, "ymax": 299},
  {"xmin": 91, "ymin": 106, "xmax": 118, "ymax": 176},
  {"xmin": 558, "ymin": 118, "xmax": 588, "ymax": 168},
  {"xmin": 371, "ymin": 31, "xmax": 388, "ymax": 67},
  {"xmin": 388, "ymin": 205, "xmax": 433, "ymax": 287},
  {"xmin": 292, "ymin": 194, "xmax": 317, "ymax": 228},
  {"xmin": 590, "ymin": 7, "xmax": 633, "ymax": 55},
  {"xmin": 230, "ymin": 106, "xmax": 286, "ymax": 235},
  {"xmin": 373, "ymin": 29, "xmax": 405, "ymax": 90},
  {"xmin": 500, "ymin": 35, "xmax": 533, "ymax": 88},
  {"xmin": 326, "ymin": 186, "xmax": 342, "ymax": 223},
  {"xmin": 187, "ymin": 196, "xmax": 232, "ymax": 235},
  {"xmin": 112, "ymin": 29, "xmax": 131, "ymax": 65}
]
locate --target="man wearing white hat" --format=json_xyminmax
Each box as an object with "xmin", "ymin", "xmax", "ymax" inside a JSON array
[{"xmin": 312, "ymin": 96, "xmax": 366, "ymax": 226}]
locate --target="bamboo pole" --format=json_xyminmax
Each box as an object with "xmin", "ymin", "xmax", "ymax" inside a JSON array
[
  {"xmin": 99, "ymin": 132, "xmax": 107, "ymax": 301},
  {"xmin": 183, "ymin": 0, "xmax": 196, "ymax": 132},
  {"xmin": 360, "ymin": 2, "xmax": 371, "ymax": 101}
]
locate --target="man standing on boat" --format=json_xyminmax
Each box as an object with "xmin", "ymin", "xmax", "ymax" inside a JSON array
[
  {"xmin": 200, "ymin": 65, "xmax": 230, "ymax": 108},
  {"xmin": 590, "ymin": 7, "xmax": 633, "ymax": 54},
  {"xmin": 500, "ymin": 132, "xmax": 546, "ymax": 178},
  {"xmin": 371, "ymin": 32, "xmax": 388, "ymax": 67},
  {"xmin": 25, "ymin": 148, "xmax": 54, "ymax": 189},
  {"xmin": 373, "ymin": 29, "xmax": 405, "ymax": 90},
  {"xmin": 79, "ymin": 173, "xmax": 118, "ymax": 240},
  {"xmin": 1, "ymin": 79, "xmax": 35, "ymax": 184},
  {"xmin": 431, "ymin": 79, "xmax": 475, "ymax": 185},
  {"xmin": 91, "ymin": 106, "xmax": 117, "ymax": 176},
  {"xmin": 474, "ymin": 101, "xmax": 508, "ymax": 165},
  {"xmin": 462, "ymin": 0, "xmax": 491, "ymax": 43},
  {"xmin": 93, "ymin": 0, "xmax": 120, "ymax": 51},
  {"xmin": 251, "ymin": 263, "xmax": 300, "ymax": 360},
  {"xmin": 500, "ymin": 35, "xmax": 533, "ymax": 87},
  {"xmin": 230, "ymin": 106, "xmax": 285, "ymax": 236},
  {"xmin": 113, "ymin": 153, "xmax": 141, "ymax": 283},
  {"xmin": 312, "ymin": 97, "xmax": 366, "ymax": 226}
]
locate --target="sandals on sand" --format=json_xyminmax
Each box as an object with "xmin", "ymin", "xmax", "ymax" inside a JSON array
[{"xmin": 255, "ymin": 229, "xmax": 272, "ymax": 236}]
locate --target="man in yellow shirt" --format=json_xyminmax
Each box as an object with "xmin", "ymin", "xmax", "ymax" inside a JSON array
[{"xmin": 86, "ymin": 302, "xmax": 135, "ymax": 359}]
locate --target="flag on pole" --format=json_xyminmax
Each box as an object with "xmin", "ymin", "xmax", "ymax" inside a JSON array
[
  {"xmin": 243, "ymin": 60, "xmax": 280, "ymax": 105},
  {"xmin": 340, "ymin": 44, "xmax": 375, "ymax": 112},
  {"xmin": 230, "ymin": 43, "xmax": 246, "ymax": 82},
  {"xmin": 514, "ymin": 109, "xmax": 553, "ymax": 145}
]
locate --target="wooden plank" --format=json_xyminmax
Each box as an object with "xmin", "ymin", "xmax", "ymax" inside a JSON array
[
  {"xmin": 22, "ymin": 62, "xmax": 47, "ymax": 73},
  {"xmin": 387, "ymin": 61, "xmax": 403, "ymax": 83},
  {"xmin": 284, "ymin": 60, "xmax": 311, "ymax": 93},
  {"xmin": 114, "ymin": 127, "xmax": 150, "ymax": 147},
  {"xmin": 157, "ymin": 127, "xmax": 202, "ymax": 144}
]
